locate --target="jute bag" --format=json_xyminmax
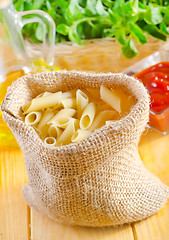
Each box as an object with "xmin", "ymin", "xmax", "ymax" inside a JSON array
[{"xmin": 1, "ymin": 70, "xmax": 169, "ymax": 227}]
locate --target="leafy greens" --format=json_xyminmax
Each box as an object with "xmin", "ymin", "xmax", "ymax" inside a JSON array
[{"xmin": 13, "ymin": 0, "xmax": 169, "ymax": 58}]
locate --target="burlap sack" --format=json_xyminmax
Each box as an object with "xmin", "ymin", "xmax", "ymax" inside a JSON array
[{"xmin": 1, "ymin": 70, "xmax": 169, "ymax": 227}]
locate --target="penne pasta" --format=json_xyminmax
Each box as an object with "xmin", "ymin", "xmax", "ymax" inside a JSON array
[
  {"xmin": 23, "ymin": 86, "xmax": 134, "ymax": 146},
  {"xmin": 36, "ymin": 92, "xmax": 52, "ymax": 98},
  {"xmin": 37, "ymin": 108, "xmax": 54, "ymax": 132},
  {"xmin": 25, "ymin": 111, "xmax": 42, "ymax": 126},
  {"xmin": 53, "ymin": 117, "xmax": 79, "ymax": 129},
  {"xmin": 52, "ymin": 102, "xmax": 62, "ymax": 110},
  {"xmin": 61, "ymin": 91, "xmax": 73, "ymax": 99},
  {"xmin": 56, "ymin": 118, "xmax": 75, "ymax": 146},
  {"xmin": 40, "ymin": 124, "xmax": 50, "ymax": 139},
  {"xmin": 53, "ymin": 117, "xmax": 71, "ymax": 128},
  {"xmin": 61, "ymin": 97, "xmax": 76, "ymax": 109},
  {"xmin": 48, "ymin": 125, "xmax": 62, "ymax": 139},
  {"xmin": 74, "ymin": 118, "xmax": 80, "ymax": 130},
  {"xmin": 44, "ymin": 137, "xmax": 56, "ymax": 147},
  {"xmin": 71, "ymin": 129, "xmax": 91, "ymax": 143},
  {"xmin": 80, "ymin": 102, "xmax": 96, "ymax": 130},
  {"xmin": 47, "ymin": 108, "xmax": 76, "ymax": 125},
  {"xmin": 22, "ymin": 91, "xmax": 62, "ymax": 114},
  {"xmin": 76, "ymin": 89, "xmax": 89, "ymax": 118},
  {"xmin": 89, "ymin": 110, "xmax": 117, "ymax": 131},
  {"xmin": 100, "ymin": 85, "xmax": 121, "ymax": 113}
]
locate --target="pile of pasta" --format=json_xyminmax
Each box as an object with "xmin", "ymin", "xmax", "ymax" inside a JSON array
[{"xmin": 22, "ymin": 86, "xmax": 134, "ymax": 146}]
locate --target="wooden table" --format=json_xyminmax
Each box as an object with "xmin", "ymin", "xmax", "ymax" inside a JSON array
[{"xmin": 0, "ymin": 16, "xmax": 169, "ymax": 240}]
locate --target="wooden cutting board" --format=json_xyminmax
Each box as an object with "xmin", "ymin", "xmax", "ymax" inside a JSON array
[{"xmin": 0, "ymin": 129, "xmax": 169, "ymax": 240}]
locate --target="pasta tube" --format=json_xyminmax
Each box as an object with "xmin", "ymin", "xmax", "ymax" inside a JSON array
[
  {"xmin": 53, "ymin": 117, "xmax": 79, "ymax": 129},
  {"xmin": 48, "ymin": 125, "xmax": 62, "ymax": 139},
  {"xmin": 100, "ymin": 85, "xmax": 121, "ymax": 113},
  {"xmin": 22, "ymin": 91, "xmax": 62, "ymax": 114},
  {"xmin": 53, "ymin": 102, "xmax": 62, "ymax": 110},
  {"xmin": 56, "ymin": 119, "xmax": 75, "ymax": 146},
  {"xmin": 76, "ymin": 89, "xmax": 89, "ymax": 118},
  {"xmin": 40, "ymin": 124, "xmax": 50, "ymax": 139},
  {"xmin": 25, "ymin": 111, "xmax": 42, "ymax": 126},
  {"xmin": 22, "ymin": 86, "xmax": 134, "ymax": 146},
  {"xmin": 52, "ymin": 91, "xmax": 74, "ymax": 109},
  {"xmin": 44, "ymin": 137, "xmax": 56, "ymax": 147},
  {"xmin": 89, "ymin": 110, "xmax": 116, "ymax": 131},
  {"xmin": 37, "ymin": 108, "xmax": 54, "ymax": 132},
  {"xmin": 80, "ymin": 102, "xmax": 96, "ymax": 130},
  {"xmin": 36, "ymin": 92, "xmax": 52, "ymax": 98},
  {"xmin": 71, "ymin": 129, "xmax": 91, "ymax": 143},
  {"xmin": 61, "ymin": 97, "xmax": 76, "ymax": 109},
  {"xmin": 47, "ymin": 109, "xmax": 76, "ymax": 125},
  {"xmin": 61, "ymin": 91, "xmax": 73, "ymax": 99},
  {"xmin": 53, "ymin": 117, "xmax": 71, "ymax": 128}
]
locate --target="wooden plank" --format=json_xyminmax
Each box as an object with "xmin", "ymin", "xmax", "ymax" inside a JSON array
[
  {"xmin": 0, "ymin": 147, "xmax": 30, "ymax": 240},
  {"xmin": 31, "ymin": 209, "xmax": 134, "ymax": 240},
  {"xmin": 132, "ymin": 129, "xmax": 169, "ymax": 240},
  {"xmin": 139, "ymin": 129, "xmax": 169, "ymax": 185},
  {"xmin": 132, "ymin": 203, "xmax": 169, "ymax": 240}
]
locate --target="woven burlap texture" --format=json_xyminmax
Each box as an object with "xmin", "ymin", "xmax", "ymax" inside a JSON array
[{"xmin": 2, "ymin": 70, "xmax": 169, "ymax": 227}]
